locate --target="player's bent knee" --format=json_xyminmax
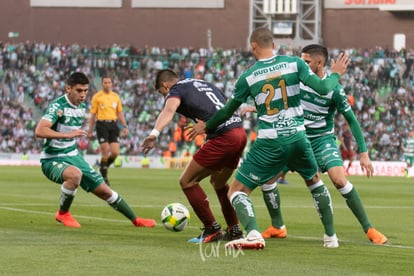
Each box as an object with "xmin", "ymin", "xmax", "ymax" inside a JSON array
[
  {"xmin": 179, "ymin": 178, "xmax": 195, "ymax": 189},
  {"xmin": 63, "ymin": 166, "xmax": 83, "ymax": 184}
]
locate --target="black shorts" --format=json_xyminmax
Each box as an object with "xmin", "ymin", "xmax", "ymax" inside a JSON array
[{"xmin": 96, "ymin": 120, "xmax": 120, "ymax": 144}]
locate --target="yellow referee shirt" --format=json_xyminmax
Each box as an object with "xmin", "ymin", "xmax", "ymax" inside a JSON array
[{"xmin": 90, "ymin": 91, "xmax": 123, "ymax": 121}]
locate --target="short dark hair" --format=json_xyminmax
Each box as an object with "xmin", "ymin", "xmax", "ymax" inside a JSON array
[
  {"xmin": 301, "ymin": 44, "xmax": 328, "ymax": 65},
  {"xmin": 250, "ymin": 27, "xmax": 273, "ymax": 48},
  {"xmin": 155, "ymin": 69, "xmax": 179, "ymax": 90},
  {"xmin": 101, "ymin": 76, "xmax": 112, "ymax": 82},
  {"xmin": 67, "ymin": 72, "xmax": 89, "ymax": 87}
]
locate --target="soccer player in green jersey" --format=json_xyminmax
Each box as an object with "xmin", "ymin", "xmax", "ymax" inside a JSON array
[
  {"xmin": 35, "ymin": 72, "xmax": 155, "ymax": 228},
  {"xmin": 402, "ymin": 131, "xmax": 414, "ymax": 177},
  {"xmin": 188, "ymin": 27, "xmax": 350, "ymax": 249},
  {"xmin": 260, "ymin": 44, "xmax": 387, "ymax": 244}
]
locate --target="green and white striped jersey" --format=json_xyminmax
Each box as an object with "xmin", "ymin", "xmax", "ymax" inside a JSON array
[
  {"xmin": 232, "ymin": 55, "xmax": 314, "ymax": 142},
  {"xmin": 404, "ymin": 137, "xmax": 414, "ymax": 157},
  {"xmin": 40, "ymin": 94, "xmax": 86, "ymax": 159},
  {"xmin": 300, "ymin": 74, "xmax": 350, "ymax": 138}
]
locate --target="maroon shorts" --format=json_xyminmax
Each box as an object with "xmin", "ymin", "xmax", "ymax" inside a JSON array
[
  {"xmin": 341, "ymin": 149, "xmax": 355, "ymax": 160},
  {"xmin": 193, "ymin": 127, "xmax": 247, "ymax": 171}
]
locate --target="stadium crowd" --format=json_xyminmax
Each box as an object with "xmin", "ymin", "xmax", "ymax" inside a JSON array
[{"xmin": 0, "ymin": 41, "xmax": 413, "ymax": 162}]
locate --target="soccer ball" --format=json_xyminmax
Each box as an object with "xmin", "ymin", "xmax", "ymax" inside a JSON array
[{"xmin": 161, "ymin": 203, "xmax": 190, "ymax": 232}]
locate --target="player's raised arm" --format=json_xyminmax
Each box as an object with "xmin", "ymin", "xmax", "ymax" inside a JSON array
[
  {"xmin": 141, "ymin": 97, "xmax": 180, "ymax": 154},
  {"xmin": 302, "ymin": 53, "xmax": 351, "ymax": 95}
]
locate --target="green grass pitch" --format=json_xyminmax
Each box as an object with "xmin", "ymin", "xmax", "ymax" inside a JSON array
[{"xmin": 0, "ymin": 166, "xmax": 413, "ymax": 275}]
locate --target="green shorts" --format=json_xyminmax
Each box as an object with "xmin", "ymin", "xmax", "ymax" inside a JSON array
[
  {"xmin": 236, "ymin": 134, "xmax": 318, "ymax": 190},
  {"xmin": 404, "ymin": 154, "xmax": 414, "ymax": 166},
  {"xmin": 40, "ymin": 155, "xmax": 104, "ymax": 192},
  {"xmin": 309, "ymin": 135, "xmax": 343, "ymax": 173}
]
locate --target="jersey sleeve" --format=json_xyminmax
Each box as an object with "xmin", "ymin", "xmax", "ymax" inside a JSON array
[
  {"xmin": 332, "ymin": 86, "xmax": 367, "ymax": 152},
  {"xmin": 342, "ymin": 108, "xmax": 367, "ymax": 153},
  {"xmin": 42, "ymin": 101, "xmax": 61, "ymax": 124},
  {"xmin": 333, "ymin": 85, "xmax": 351, "ymax": 114},
  {"xmin": 296, "ymin": 57, "xmax": 314, "ymax": 82},
  {"xmin": 304, "ymin": 74, "xmax": 340, "ymax": 95},
  {"xmin": 298, "ymin": 57, "xmax": 340, "ymax": 95},
  {"xmin": 166, "ymin": 86, "xmax": 184, "ymax": 100},
  {"xmin": 232, "ymin": 74, "xmax": 251, "ymax": 103},
  {"xmin": 90, "ymin": 94, "xmax": 98, "ymax": 114},
  {"xmin": 205, "ymin": 98, "xmax": 243, "ymax": 130}
]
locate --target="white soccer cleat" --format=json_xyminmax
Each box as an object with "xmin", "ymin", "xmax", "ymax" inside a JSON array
[
  {"xmin": 323, "ymin": 233, "xmax": 339, "ymax": 248},
  {"xmin": 225, "ymin": 230, "xmax": 265, "ymax": 250}
]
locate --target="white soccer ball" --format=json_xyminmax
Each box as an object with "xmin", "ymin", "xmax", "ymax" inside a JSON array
[{"xmin": 161, "ymin": 202, "xmax": 190, "ymax": 232}]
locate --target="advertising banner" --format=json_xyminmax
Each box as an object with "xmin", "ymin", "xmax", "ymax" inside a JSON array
[
  {"xmin": 324, "ymin": 0, "xmax": 413, "ymax": 9},
  {"xmin": 0, "ymin": 153, "xmax": 409, "ymax": 176}
]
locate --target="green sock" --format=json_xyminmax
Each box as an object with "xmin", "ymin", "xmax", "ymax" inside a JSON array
[
  {"xmin": 340, "ymin": 183, "xmax": 372, "ymax": 233},
  {"xmin": 231, "ymin": 192, "xmax": 259, "ymax": 233},
  {"xmin": 310, "ymin": 184, "xmax": 335, "ymax": 236},
  {"xmin": 262, "ymin": 184, "xmax": 284, "ymax": 228},
  {"xmin": 109, "ymin": 195, "xmax": 136, "ymax": 221},
  {"xmin": 59, "ymin": 186, "xmax": 76, "ymax": 212}
]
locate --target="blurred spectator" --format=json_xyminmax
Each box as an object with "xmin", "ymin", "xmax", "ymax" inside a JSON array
[{"xmin": 0, "ymin": 41, "xmax": 413, "ymax": 162}]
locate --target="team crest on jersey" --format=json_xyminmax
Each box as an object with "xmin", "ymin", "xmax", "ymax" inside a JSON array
[{"xmin": 57, "ymin": 109, "xmax": 63, "ymax": 117}]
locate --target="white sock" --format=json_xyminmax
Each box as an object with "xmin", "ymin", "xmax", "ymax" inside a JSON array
[
  {"xmin": 308, "ymin": 180, "xmax": 323, "ymax": 191},
  {"xmin": 338, "ymin": 181, "xmax": 353, "ymax": 195},
  {"xmin": 61, "ymin": 185, "xmax": 77, "ymax": 195},
  {"xmin": 106, "ymin": 190, "xmax": 119, "ymax": 204}
]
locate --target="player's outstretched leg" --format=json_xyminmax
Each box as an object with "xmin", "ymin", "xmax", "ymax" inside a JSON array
[
  {"xmin": 107, "ymin": 191, "xmax": 155, "ymax": 227},
  {"xmin": 338, "ymin": 182, "xmax": 387, "ymax": 244}
]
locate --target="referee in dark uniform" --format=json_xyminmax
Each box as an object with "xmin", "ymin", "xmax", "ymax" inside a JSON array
[{"xmin": 88, "ymin": 76, "xmax": 128, "ymax": 185}]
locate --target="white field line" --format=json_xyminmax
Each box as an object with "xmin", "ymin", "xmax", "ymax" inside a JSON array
[
  {"xmin": 1, "ymin": 205, "xmax": 414, "ymax": 250},
  {"xmin": 1, "ymin": 203, "xmax": 414, "ymax": 209}
]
